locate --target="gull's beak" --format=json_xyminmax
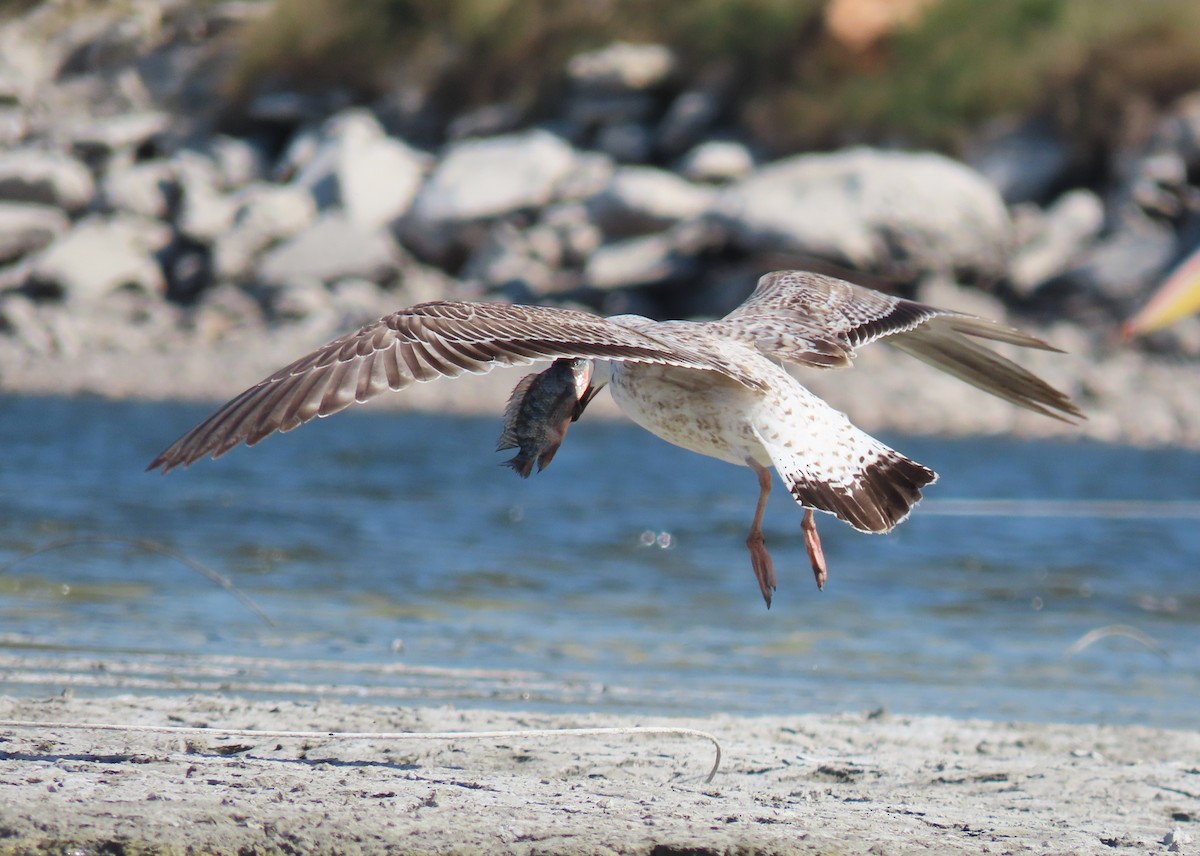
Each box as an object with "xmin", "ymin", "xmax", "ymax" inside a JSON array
[{"xmin": 572, "ymin": 360, "xmax": 605, "ymax": 422}]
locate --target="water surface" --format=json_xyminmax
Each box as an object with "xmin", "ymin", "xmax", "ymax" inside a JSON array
[{"xmin": 1, "ymin": 395, "xmax": 1197, "ymax": 728}]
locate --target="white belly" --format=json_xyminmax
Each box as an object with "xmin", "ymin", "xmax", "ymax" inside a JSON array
[{"xmin": 608, "ymin": 361, "xmax": 769, "ymax": 467}]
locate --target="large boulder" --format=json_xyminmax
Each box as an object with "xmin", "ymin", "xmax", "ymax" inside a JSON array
[
  {"xmin": 174, "ymin": 153, "xmax": 238, "ymax": 244},
  {"xmin": 404, "ymin": 130, "xmax": 579, "ymax": 262},
  {"xmin": 677, "ymin": 140, "xmax": 755, "ymax": 184},
  {"xmin": 68, "ymin": 111, "xmax": 171, "ymax": 165},
  {"xmin": 212, "ymin": 183, "xmax": 318, "ymax": 279},
  {"xmin": 566, "ymin": 42, "xmax": 677, "ymax": 94},
  {"xmin": 1053, "ymin": 215, "xmax": 1176, "ymax": 310},
  {"xmin": 656, "ymin": 89, "xmax": 725, "ymax": 157},
  {"xmin": 28, "ymin": 215, "xmax": 169, "ymax": 301},
  {"xmin": 291, "ymin": 109, "xmax": 427, "ymax": 228},
  {"xmin": 713, "ymin": 147, "xmax": 1013, "ymax": 282},
  {"xmin": 100, "ymin": 159, "xmax": 175, "ymax": 220},
  {"xmin": 584, "ymin": 231, "xmax": 698, "ymax": 291},
  {"xmin": 0, "ymin": 202, "xmax": 70, "ymax": 263},
  {"xmin": 587, "ymin": 165, "xmax": 717, "ymax": 236},
  {"xmin": 256, "ymin": 212, "xmax": 403, "ymax": 286},
  {"xmin": 1010, "ymin": 190, "xmax": 1105, "ymax": 294},
  {"xmin": 0, "ymin": 148, "xmax": 95, "ymax": 213}
]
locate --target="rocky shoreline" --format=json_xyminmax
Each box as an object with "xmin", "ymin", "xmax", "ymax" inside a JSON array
[{"xmin": 2, "ymin": 2, "xmax": 1200, "ymax": 447}]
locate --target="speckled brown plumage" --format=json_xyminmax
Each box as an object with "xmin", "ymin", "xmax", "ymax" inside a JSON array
[{"xmin": 149, "ymin": 270, "xmax": 1082, "ymax": 607}]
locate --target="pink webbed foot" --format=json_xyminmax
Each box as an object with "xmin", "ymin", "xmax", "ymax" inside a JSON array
[{"xmin": 802, "ymin": 507, "xmax": 827, "ymax": 591}]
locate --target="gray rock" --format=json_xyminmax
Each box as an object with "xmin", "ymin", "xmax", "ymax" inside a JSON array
[
  {"xmin": 1129, "ymin": 152, "xmax": 1191, "ymax": 218},
  {"xmin": 915, "ymin": 275, "xmax": 1010, "ymax": 321},
  {"xmin": 567, "ymin": 93, "xmax": 658, "ymax": 129},
  {"xmin": 51, "ymin": 3, "xmax": 162, "ymax": 77},
  {"xmin": 460, "ymin": 223, "xmax": 556, "ymax": 294},
  {"xmin": 328, "ymin": 277, "xmax": 400, "ymax": 328},
  {"xmin": 542, "ymin": 203, "xmax": 604, "ymax": 266},
  {"xmin": 965, "ymin": 118, "xmax": 1072, "ymax": 204},
  {"xmin": 447, "ymin": 103, "xmax": 523, "ymax": 140},
  {"xmin": 1011, "ymin": 190, "xmax": 1105, "ymax": 294},
  {"xmin": 205, "ymin": 135, "xmax": 269, "ymax": 190},
  {"xmin": 69, "ymin": 111, "xmax": 170, "ymax": 163},
  {"xmin": 0, "ymin": 202, "xmax": 70, "ymax": 263},
  {"xmin": 584, "ymin": 232, "xmax": 692, "ymax": 290},
  {"xmin": 175, "ymin": 156, "xmax": 236, "ymax": 244},
  {"xmin": 0, "ymin": 107, "xmax": 29, "ymax": 147},
  {"xmin": 0, "ymin": 148, "xmax": 95, "ymax": 213},
  {"xmin": 187, "ymin": 282, "xmax": 266, "ymax": 343},
  {"xmin": 275, "ymin": 121, "xmax": 322, "ymax": 181},
  {"xmin": 234, "ymin": 183, "xmax": 318, "ymax": 242},
  {"xmin": 677, "ymin": 140, "xmax": 755, "ymax": 183},
  {"xmin": 256, "ymin": 213, "xmax": 402, "ymax": 286},
  {"xmin": 1144, "ymin": 91, "xmax": 1200, "ymax": 177},
  {"xmin": 0, "ymin": 15, "xmax": 54, "ymax": 106},
  {"xmin": 588, "ymin": 166, "xmax": 718, "ymax": 236},
  {"xmin": 656, "ymin": 89, "xmax": 724, "ymax": 156},
  {"xmin": 28, "ymin": 214, "xmax": 169, "ymax": 301},
  {"xmin": 262, "ymin": 275, "xmax": 334, "ymax": 322},
  {"xmin": 566, "ymin": 42, "xmax": 676, "ymax": 94},
  {"xmin": 594, "ymin": 122, "xmax": 654, "ymax": 163},
  {"xmin": 292, "ymin": 108, "xmax": 427, "ymax": 228},
  {"xmin": 0, "ymin": 292, "xmax": 56, "ymax": 353},
  {"xmin": 405, "ymin": 130, "xmax": 578, "ymax": 260},
  {"xmin": 100, "ymin": 159, "xmax": 174, "ymax": 219},
  {"xmin": 213, "ymin": 183, "xmax": 318, "ymax": 279},
  {"xmin": 246, "ymin": 88, "xmax": 348, "ymax": 126},
  {"xmin": 553, "ymin": 151, "xmax": 615, "ymax": 203},
  {"xmin": 714, "ymin": 147, "xmax": 1012, "ymax": 281},
  {"xmin": 1058, "ymin": 215, "xmax": 1176, "ymax": 306}
]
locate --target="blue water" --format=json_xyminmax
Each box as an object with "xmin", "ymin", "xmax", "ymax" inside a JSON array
[{"xmin": 1, "ymin": 394, "xmax": 1198, "ymax": 728}]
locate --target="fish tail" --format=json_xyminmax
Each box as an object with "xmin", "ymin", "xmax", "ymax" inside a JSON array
[{"xmin": 503, "ymin": 452, "xmax": 535, "ymax": 478}]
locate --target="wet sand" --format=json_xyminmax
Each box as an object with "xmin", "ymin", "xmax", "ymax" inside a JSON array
[{"xmin": 0, "ymin": 693, "xmax": 1195, "ymax": 855}]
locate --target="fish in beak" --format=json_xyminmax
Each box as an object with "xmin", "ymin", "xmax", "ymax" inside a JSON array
[{"xmin": 497, "ymin": 359, "xmax": 598, "ymax": 477}]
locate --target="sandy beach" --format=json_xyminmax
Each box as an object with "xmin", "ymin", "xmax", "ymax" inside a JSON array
[{"xmin": 0, "ymin": 693, "xmax": 1195, "ymax": 855}]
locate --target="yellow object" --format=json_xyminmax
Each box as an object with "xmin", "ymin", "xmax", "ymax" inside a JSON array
[{"xmin": 1124, "ymin": 245, "xmax": 1200, "ymax": 336}]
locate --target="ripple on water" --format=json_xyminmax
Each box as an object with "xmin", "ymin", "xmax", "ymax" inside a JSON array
[{"xmin": 0, "ymin": 396, "xmax": 1198, "ymax": 726}]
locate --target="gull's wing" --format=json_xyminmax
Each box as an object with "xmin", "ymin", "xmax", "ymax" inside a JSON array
[
  {"xmin": 715, "ymin": 270, "xmax": 1083, "ymax": 422},
  {"xmin": 149, "ymin": 300, "xmax": 764, "ymax": 473}
]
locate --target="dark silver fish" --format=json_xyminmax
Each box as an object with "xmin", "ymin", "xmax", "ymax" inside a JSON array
[{"xmin": 497, "ymin": 358, "xmax": 596, "ymax": 478}]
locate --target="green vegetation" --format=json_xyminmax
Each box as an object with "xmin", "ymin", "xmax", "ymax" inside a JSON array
[
  {"xmin": 40, "ymin": 0, "xmax": 1200, "ymax": 154},
  {"xmin": 0, "ymin": 0, "xmax": 40, "ymax": 16},
  {"xmin": 794, "ymin": 0, "xmax": 1200, "ymax": 150}
]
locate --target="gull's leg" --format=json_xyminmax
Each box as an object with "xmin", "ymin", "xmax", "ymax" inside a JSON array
[
  {"xmin": 802, "ymin": 508, "xmax": 827, "ymax": 591},
  {"xmin": 746, "ymin": 459, "xmax": 777, "ymax": 608}
]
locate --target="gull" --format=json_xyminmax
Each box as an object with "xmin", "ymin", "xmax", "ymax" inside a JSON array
[{"xmin": 149, "ymin": 270, "xmax": 1082, "ymax": 607}]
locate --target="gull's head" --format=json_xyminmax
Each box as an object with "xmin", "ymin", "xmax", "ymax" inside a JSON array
[{"xmin": 572, "ymin": 359, "xmax": 609, "ymax": 420}]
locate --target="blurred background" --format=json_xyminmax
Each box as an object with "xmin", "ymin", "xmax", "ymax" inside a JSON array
[{"xmin": 0, "ymin": 0, "xmax": 1198, "ymax": 727}]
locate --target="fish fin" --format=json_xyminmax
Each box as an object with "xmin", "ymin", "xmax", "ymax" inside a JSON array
[
  {"xmin": 497, "ymin": 373, "xmax": 540, "ymax": 451},
  {"xmin": 502, "ymin": 453, "xmax": 535, "ymax": 478}
]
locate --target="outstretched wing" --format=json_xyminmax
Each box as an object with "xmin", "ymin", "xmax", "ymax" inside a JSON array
[
  {"xmin": 149, "ymin": 300, "xmax": 762, "ymax": 473},
  {"xmin": 716, "ymin": 270, "xmax": 1083, "ymax": 422}
]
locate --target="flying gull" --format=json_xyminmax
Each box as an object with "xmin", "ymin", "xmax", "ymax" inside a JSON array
[{"xmin": 149, "ymin": 270, "xmax": 1083, "ymax": 607}]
